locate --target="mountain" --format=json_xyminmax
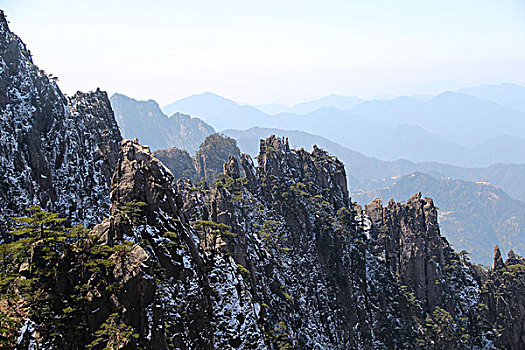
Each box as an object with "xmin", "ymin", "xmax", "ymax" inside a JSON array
[
  {"xmin": 253, "ymin": 102, "xmax": 289, "ymax": 115},
  {"xmin": 286, "ymin": 93, "xmax": 364, "ymax": 115},
  {"xmin": 153, "ymin": 147, "xmax": 197, "ymax": 181},
  {"xmin": 223, "ymin": 127, "xmax": 525, "ymax": 202},
  {"xmin": 8, "ymin": 133, "xmax": 525, "ymax": 348},
  {"xmin": 164, "ymin": 92, "xmax": 525, "ymax": 166},
  {"xmin": 256, "ymin": 94, "xmax": 364, "ymax": 115},
  {"xmin": 3, "ymin": 10, "xmax": 525, "ymax": 349},
  {"xmin": 471, "ymin": 135, "xmax": 525, "ymax": 165},
  {"xmin": 0, "ymin": 11, "xmax": 121, "ymax": 231},
  {"xmin": 110, "ymin": 93, "xmax": 214, "ymax": 154},
  {"xmin": 162, "ymin": 92, "xmax": 271, "ymax": 130},
  {"xmin": 350, "ymin": 91, "xmax": 525, "ymax": 147},
  {"xmin": 353, "ymin": 172, "xmax": 525, "ymax": 266},
  {"xmin": 154, "ymin": 134, "xmax": 242, "ymax": 185},
  {"xmin": 458, "ymin": 83, "xmax": 525, "ymax": 112}
]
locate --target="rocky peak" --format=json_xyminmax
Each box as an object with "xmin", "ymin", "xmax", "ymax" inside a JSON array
[
  {"xmin": 0, "ymin": 12, "xmax": 122, "ymax": 232},
  {"xmin": 153, "ymin": 146, "xmax": 197, "ymax": 181},
  {"xmin": 492, "ymin": 245, "xmax": 505, "ymax": 269},
  {"xmin": 257, "ymin": 135, "xmax": 349, "ymax": 209},
  {"xmin": 223, "ymin": 155, "xmax": 240, "ymax": 179},
  {"xmin": 93, "ymin": 137, "xmax": 267, "ymax": 349},
  {"xmin": 365, "ymin": 193, "xmax": 473, "ymax": 315},
  {"xmin": 195, "ymin": 133, "xmax": 241, "ymax": 184},
  {"xmin": 106, "ymin": 139, "xmax": 181, "ymax": 240}
]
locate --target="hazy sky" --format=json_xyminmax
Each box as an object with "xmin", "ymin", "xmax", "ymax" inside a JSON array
[{"xmin": 2, "ymin": 0, "xmax": 525, "ymax": 105}]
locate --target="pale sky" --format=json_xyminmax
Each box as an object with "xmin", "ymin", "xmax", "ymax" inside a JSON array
[{"xmin": 2, "ymin": 0, "xmax": 525, "ymax": 105}]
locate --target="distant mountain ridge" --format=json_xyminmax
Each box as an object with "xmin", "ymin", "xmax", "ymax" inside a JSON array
[
  {"xmin": 223, "ymin": 127, "xmax": 525, "ymax": 202},
  {"xmin": 110, "ymin": 93, "xmax": 214, "ymax": 154},
  {"xmin": 255, "ymin": 94, "xmax": 365, "ymax": 115},
  {"xmin": 162, "ymin": 90, "xmax": 525, "ymax": 166},
  {"xmin": 458, "ymin": 83, "xmax": 525, "ymax": 112},
  {"xmin": 349, "ymin": 91, "xmax": 525, "ymax": 147},
  {"xmin": 162, "ymin": 92, "xmax": 270, "ymax": 130}
]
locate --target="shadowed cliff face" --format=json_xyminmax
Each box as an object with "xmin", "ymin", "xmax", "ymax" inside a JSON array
[
  {"xmin": 0, "ymin": 11, "xmax": 121, "ymax": 233},
  {"xmin": 2, "ymin": 9, "xmax": 525, "ymax": 349},
  {"xmin": 84, "ymin": 136, "xmax": 504, "ymax": 349},
  {"xmin": 4, "ymin": 132, "xmax": 525, "ymax": 349},
  {"xmin": 484, "ymin": 247, "xmax": 525, "ymax": 350},
  {"xmin": 195, "ymin": 133, "xmax": 241, "ymax": 185},
  {"xmin": 153, "ymin": 147, "xmax": 197, "ymax": 181}
]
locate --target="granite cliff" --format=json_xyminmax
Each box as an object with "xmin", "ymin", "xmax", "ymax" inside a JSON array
[
  {"xmin": 0, "ymin": 10, "xmax": 121, "ymax": 235},
  {"xmin": 1, "ymin": 9, "xmax": 525, "ymax": 350}
]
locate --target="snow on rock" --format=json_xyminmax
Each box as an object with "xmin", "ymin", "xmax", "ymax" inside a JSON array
[{"xmin": 0, "ymin": 10, "xmax": 121, "ymax": 235}]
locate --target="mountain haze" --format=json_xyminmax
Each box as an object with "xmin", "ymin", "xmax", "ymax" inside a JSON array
[
  {"xmin": 458, "ymin": 83, "xmax": 525, "ymax": 112},
  {"xmin": 224, "ymin": 127, "xmax": 525, "ymax": 202},
  {"xmin": 162, "ymin": 92, "xmax": 271, "ymax": 130},
  {"xmin": 164, "ymin": 91, "xmax": 525, "ymax": 166},
  {"xmin": 110, "ymin": 93, "xmax": 214, "ymax": 154}
]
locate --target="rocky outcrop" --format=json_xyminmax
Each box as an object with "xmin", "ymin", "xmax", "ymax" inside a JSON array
[
  {"xmin": 365, "ymin": 194, "xmax": 449, "ymax": 311},
  {"xmin": 257, "ymin": 136, "xmax": 349, "ymax": 209},
  {"xmin": 365, "ymin": 194, "xmax": 493, "ymax": 348},
  {"xmin": 0, "ymin": 10, "xmax": 121, "ymax": 234},
  {"xmin": 89, "ymin": 136, "xmax": 522, "ymax": 349},
  {"xmin": 195, "ymin": 133, "xmax": 241, "ymax": 184},
  {"xmin": 92, "ymin": 139, "xmax": 265, "ymax": 349},
  {"xmin": 484, "ymin": 248, "xmax": 525, "ymax": 349},
  {"xmin": 492, "ymin": 245, "xmax": 505, "ymax": 269},
  {"xmin": 353, "ymin": 172, "xmax": 525, "ymax": 266},
  {"xmin": 153, "ymin": 147, "xmax": 197, "ymax": 181}
]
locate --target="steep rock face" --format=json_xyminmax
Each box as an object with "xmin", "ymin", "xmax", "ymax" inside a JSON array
[
  {"xmin": 257, "ymin": 136, "xmax": 349, "ymax": 210},
  {"xmin": 153, "ymin": 147, "xmax": 197, "ymax": 181},
  {"xmin": 83, "ymin": 136, "xmax": 413, "ymax": 349},
  {"xmin": 154, "ymin": 134, "xmax": 242, "ymax": 184},
  {"xmin": 94, "ymin": 139, "xmax": 266, "ymax": 349},
  {"xmin": 364, "ymin": 195, "xmax": 492, "ymax": 348},
  {"xmin": 110, "ymin": 93, "xmax": 214, "ymax": 154},
  {"xmin": 106, "ymin": 136, "xmax": 511, "ymax": 349},
  {"xmin": 179, "ymin": 136, "xmax": 421, "ymax": 348},
  {"xmin": 6, "ymin": 132, "xmax": 525, "ymax": 349},
  {"xmin": 0, "ymin": 11, "xmax": 121, "ymax": 233},
  {"xmin": 195, "ymin": 133, "xmax": 241, "ymax": 184},
  {"xmin": 354, "ymin": 172, "xmax": 525, "ymax": 266},
  {"xmin": 484, "ymin": 247, "xmax": 525, "ymax": 350},
  {"xmin": 365, "ymin": 194, "xmax": 448, "ymax": 311}
]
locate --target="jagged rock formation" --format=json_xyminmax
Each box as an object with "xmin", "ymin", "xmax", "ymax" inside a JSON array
[
  {"xmin": 93, "ymin": 135, "xmax": 525, "ymax": 349},
  {"xmin": 2, "ymin": 11, "xmax": 525, "ymax": 349},
  {"xmin": 154, "ymin": 134, "xmax": 242, "ymax": 185},
  {"xmin": 483, "ymin": 247, "xmax": 525, "ymax": 350},
  {"xmin": 93, "ymin": 139, "xmax": 267, "ymax": 349},
  {"xmin": 364, "ymin": 195, "xmax": 491, "ymax": 346},
  {"xmin": 195, "ymin": 133, "xmax": 241, "ymax": 184},
  {"xmin": 4, "ymin": 131, "xmax": 525, "ymax": 348},
  {"xmin": 354, "ymin": 172, "xmax": 525, "ymax": 265},
  {"xmin": 154, "ymin": 147, "xmax": 197, "ymax": 181},
  {"xmin": 0, "ymin": 10, "xmax": 121, "ymax": 234},
  {"xmin": 110, "ymin": 93, "xmax": 214, "ymax": 154}
]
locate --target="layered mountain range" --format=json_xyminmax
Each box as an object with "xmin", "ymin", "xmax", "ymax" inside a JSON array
[
  {"xmin": 110, "ymin": 93, "xmax": 214, "ymax": 154},
  {"xmin": 1, "ymin": 9, "xmax": 525, "ymax": 350},
  {"xmin": 161, "ymin": 89, "xmax": 525, "ymax": 167}
]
